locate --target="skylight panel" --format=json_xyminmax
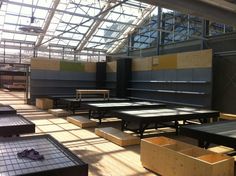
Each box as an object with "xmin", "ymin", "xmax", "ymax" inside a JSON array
[
  {"xmin": 70, "ymin": 16, "xmax": 83, "ymax": 24},
  {"xmin": 37, "ymin": 0, "xmax": 53, "ymax": 8},
  {"xmin": 87, "ymin": 7, "xmax": 100, "ymax": 16},
  {"xmin": 5, "ymin": 15, "xmax": 18, "ymax": 24},
  {"xmin": 2, "ymin": 32, "xmax": 14, "ymax": 39},
  {"xmin": 34, "ymin": 9, "xmax": 48, "ymax": 19},
  {"xmin": 77, "ymin": 26, "xmax": 89, "ymax": 33},
  {"xmin": 73, "ymin": 34, "xmax": 83, "ymax": 40},
  {"xmin": 62, "ymin": 32, "xmax": 74, "ymax": 38},
  {"xmin": 106, "ymin": 12, "xmax": 120, "ymax": 21},
  {"xmin": 57, "ymin": 24, "xmax": 67, "ymax": 30},
  {"xmin": 3, "ymin": 24, "xmax": 16, "ymax": 30},
  {"xmin": 18, "ymin": 16, "xmax": 31, "ymax": 25},
  {"xmin": 57, "ymin": 2, "xmax": 67, "ymax": 11},
  {"xmin": 83, "ymin": 20, "xmax": 94, "ymax": 26},
  {"xmin": 48, "ymin": 23, "xmax": 58, "ymax": 32},
  {"xmin": 58, "ymin": 39, "xmax": 69, "ymax": 45},
  {"xmin": 26, "ymin": 35, "xmax": 37, "ymax": 41},
  {"xmin": 95, "ymin": 30, "xmax": 105, "ymax": 36},
  {"xmin": 68, "ymin": 40, "xmax": 79, "ymax": 46},
  {"xmin": 14, "ymin": 33, "xmax": 26, "ymax": 40},
  {"xmin": 7, "ymin": 4, "xmax": 21, "ymax": 14},
  {"xmin": 20, "ymin": 6, "xmax": 32, "ymax": 16},
  {"xmin": 75, "ymin": 6, "xmax": 89, "ymax": 15},
  {"xmin": 100, "ymin": 21, "xmax": 113, "ymax": 29},
  {"xmin": 86, "ymin": 43, "xmax": 97, "ymax": 48},
  {"xmin": 62, "ymin": 14, "xmax": 73, "ymax": 22},
  {"xmin": 49, "ymin": 38, "xmax": 59, "ymax": 44}
]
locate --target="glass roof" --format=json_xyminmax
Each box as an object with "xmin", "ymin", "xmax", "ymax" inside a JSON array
[{"xmin": 0, "ymin": 0, "xmax": 154, "ymax": 62}]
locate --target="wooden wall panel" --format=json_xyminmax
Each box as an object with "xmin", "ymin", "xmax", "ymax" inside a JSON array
[
  {"xmin": 84, "ymin": 62, "xmax": 96, "ymax": 72},
  {"xmin": 60, "ymin": 61, "xmax": 85, "ymax": 72},
  {"xmin": 107, "ymin": 61, "xmax": 117, "ymax": 73},
  {"xmin": 177, "ymin": 49, "xmax": 212, "ymax": 69},
  {"xmin": 132, "ymin": 57, "xmax": 152, "ymax": 71},
  {"xmin": 31, "ymin": 58, "xmax": 60, "ymax": 71},
  {"xmin": 152, "ymin": 54, "xmax": 177, "ymax": 70}
]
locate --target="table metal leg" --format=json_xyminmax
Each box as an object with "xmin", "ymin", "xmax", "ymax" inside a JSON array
[
  {"xmin": 121, "ymin": 120, "xmax": 125, "ymax": 131},
  {"xmin": 175, "ymin": 121, "xmax": 179, "ymax": 135},
  {"xmin": 88, "ymin": 110, "xmax": 91, "ymax": 119},
  {"xmin": 198, "ymin": 140, "xmax": 210, "ymax": 149}
]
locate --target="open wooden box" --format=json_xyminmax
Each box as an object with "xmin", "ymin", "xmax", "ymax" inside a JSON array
[
  {"xmin": 36, "ymin": 98, "xmax": 53, "ymax": 110},
  {"xmin": 141, "ymin": 137, "xmax": 234, "ymax": 176}
]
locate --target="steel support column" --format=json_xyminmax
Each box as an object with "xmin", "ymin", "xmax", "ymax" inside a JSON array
[
  {"xmin": 157, "ymin": 7, "xmax": 162, "ymax": 55},
  {"xmin": 201, "ymin": 19, "xmax": 209, "ymax": 49}
]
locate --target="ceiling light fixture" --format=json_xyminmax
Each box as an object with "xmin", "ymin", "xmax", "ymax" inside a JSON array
[{"xmin": 18, "ymin": 0, "xmax": 43, "ymax": 34}]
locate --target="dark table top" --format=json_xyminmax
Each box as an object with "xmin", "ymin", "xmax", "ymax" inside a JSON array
[
  {"xmin": 113, "ymin": 107, "xmax": 219, "ymax": 122},
  {"xmin": 0, "ymin": 114, "xmax": 35, "ymax": 136},
  {"xmin": 180, "ymin": 120, "xmax": 236, "ymax": 149},
  {"xmin": 0, "ymin": 135, "xmax": 88, "ymax": 176},
  {"xmin": 47, "ymin": 95, "xmax": 75, "ymax": 99},
  {"xmin": 84, "ymin": 101, "xmax": 165, "ymax": 110},
  {"xmin": 0, "ymin": 105, "xmax": 16, "ymax": 114},
  {"xmin": 62, "ymin": 97, "xmax": 130, "ymax": 103}
]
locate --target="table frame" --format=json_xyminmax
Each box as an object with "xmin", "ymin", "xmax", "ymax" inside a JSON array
[
  {"xmin": 85, "ymin": 101, "xmax": 166, "ymax": 124},
  {"xmin": 0, "ymin": 105, "xmax": 17, "ymax": 114},
  {"xmin": 0, "ymin": 134, "xmax": 88, "ymax": 176},
  {"xmin": 62, "ymin": 98, "xmax": 130, "ymax": 114},
  {"xmin": 180, "ymin": 120, "xmax": 236, "ymax": 149},
  {"xmin": 0, "ymin": 114, "xmax": 35, "ymax": 137},
  {"xmin": 113, "ymin": 108, "xmax": 219, "ymax": 138}
]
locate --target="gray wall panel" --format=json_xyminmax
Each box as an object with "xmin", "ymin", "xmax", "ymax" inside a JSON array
[
  {"xmin": 129, "ymin": 68, "xmax": 212, "ymax": 108},
  {"xmin": 30, "ymin": 69, "xmax": 96, "ymax": 102},
  {"xmin": 31, "ymin": 70, "xmax": 96, "ymax": 80}
]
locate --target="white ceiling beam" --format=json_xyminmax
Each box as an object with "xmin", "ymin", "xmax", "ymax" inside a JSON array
[
  {"xmin": 75, "ymin": 2, "xmax": 112, "ymax": 51},
  {"xmin": 35, "ymin": 0, "xmax": 60, "ymax": 47}
]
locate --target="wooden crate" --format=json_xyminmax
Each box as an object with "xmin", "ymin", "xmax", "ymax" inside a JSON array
[
  {"xmin": 208, "ymin": 146, "xmax": 234, "ymax": 154},
  {"xmin": 67, "ymin": 116, "xmax": 97, "ymax": 128},
  {"xmin": 95, "ymin": 127, "xmax": 140, "ymax": 147},
  {"xmin": 48, "ymin": 109, "xmax": 70, "ymax": 117},
  {"xmin": 36, "ymin": 98, "xmax": 53, "ymax": 110},
  {"xmin": 220, "ymin": 113, "xmax": 236, "ymax": 120},
  {"xmin": 141, "ymin": 137, "xmax": 234, "ymax": 176}
]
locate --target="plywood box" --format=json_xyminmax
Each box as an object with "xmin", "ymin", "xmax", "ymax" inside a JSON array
[
  {"xmin": 220, "ymin": 113, "xmax": 236, "ymax": 120},
  {"xmin": 31, "ymin": 58, "xmax": 60, "ymax": 71},
  {"xmin": 107, "ymin": 61, "xmax": 117, "ymax": 72},
  {"xmin": 48, "ymin": 109, "xmax": 70, "ymax": 117},
  {"xmin": 95, "ymin": 127, "xmax": 140, "ymax": 146},
  {"xmin": 141, "ymin": 136, "xmax": 234, "ymax": 176},
  {"xmin": 67, "ymin": 116, "xmax": 97, "ymax": 128},
  {"xmin": 177, "ymin": 49, "xmax": 212, "ymax": 69},
  {"xmin": 208, "ymin": 146, "xmax": 234, "ymax": 154},
  {"xmin": 132, "ymin": 57, "xmax": 152, "ymax": 71},
  {"xmin": 36, "ymin": 98, "xmax": 53, "ymax": 110}
]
